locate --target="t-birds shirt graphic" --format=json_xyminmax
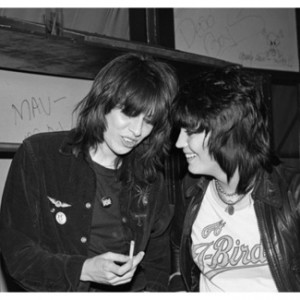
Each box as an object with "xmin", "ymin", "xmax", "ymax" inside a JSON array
[{"xmin": 191, "ymin": 182, "xmax": 277, "ymax": 292}]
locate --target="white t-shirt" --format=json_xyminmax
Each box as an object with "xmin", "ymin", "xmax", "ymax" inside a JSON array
[{"xmin": 191, "ymin": 181, "xmax": 277, "ymax": 292}]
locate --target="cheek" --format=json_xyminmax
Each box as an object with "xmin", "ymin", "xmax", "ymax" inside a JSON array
[
  {"xmin": 142, "ymin": 124, "xmax": 154, "ymax": 138},
  {"xmin": 189, "ymin": 139, "xmax": 202, "ymax": 155}
]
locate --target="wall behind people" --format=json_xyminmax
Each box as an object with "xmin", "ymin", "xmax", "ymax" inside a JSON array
[
  {"xmin": 174, "ymin": 8, "xmax": 299, "ymax": 72},
  {"xmin": 0, "ymin": 70, "xmax": 92, "ymax": 144}
]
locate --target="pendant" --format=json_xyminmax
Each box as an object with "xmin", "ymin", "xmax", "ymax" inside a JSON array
[{"xmin": 226, "ymin": 205, "xmax": 234, "ymax": 215}]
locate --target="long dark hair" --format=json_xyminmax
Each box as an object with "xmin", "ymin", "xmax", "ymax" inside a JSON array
[
  {"xmin": 73, "ymin": 52, "xmax": 178, "ymax": 184},
  {"xmin": 172, "ymin": 66, "xmax": 272, "ymax": 194}
]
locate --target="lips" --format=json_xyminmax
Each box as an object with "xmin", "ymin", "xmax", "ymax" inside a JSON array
[
  {"xmin": 185, "ymin": 153, "xmax": 197, "ymax": 162},
  {"xmin": 122, "ymin": 136, "xmax": 139, "ymax": 148}
]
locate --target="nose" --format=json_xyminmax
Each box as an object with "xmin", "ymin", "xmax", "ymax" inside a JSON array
[
  {"xmin": 129, "ymin": 115, "xmax": 143, "ymax": 137},
  {"xmin": 175, "ymin": 128, "xmax": 188, "ymax": 149}
]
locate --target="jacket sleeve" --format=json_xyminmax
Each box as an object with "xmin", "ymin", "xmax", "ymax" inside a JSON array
[
  {"xmin": 0, "ymin": 141, "xmax": 86, "ymax": 291},
  {"xmin": 289, "ymin": 173, "xmax": 300, "ymax": 211},
  {"xmin": 140, "ymin": 174, "xmax": 173, "ymax": 291},
  {"xmin": 168, "ymin": 173, "xmax": 200, "ymax": 292},
  {"xmin": 168, "ymin": 177, "xmax": 186, "ymax": 292},
  {"xmin": 288, "ymin": 172, "xmax": 300, "ymax": 285}
]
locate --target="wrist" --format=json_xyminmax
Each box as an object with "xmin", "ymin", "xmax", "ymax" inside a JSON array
[{"xmin": 80, "ymin": 258, "xmax": 92, "ymax": 281}]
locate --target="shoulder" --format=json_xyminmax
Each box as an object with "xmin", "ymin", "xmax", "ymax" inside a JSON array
[
  {"xmin": 21, "ymin": 131, "xmax": 71, "ymax": 155},
  {"xmin": 273, "ymin": 165, "xmax": 300, "ymax": 207},
  {"xmin": 273, "ymin": 164, "xmax": 300, "ymax": 189},
  {"xmin": 288, "ymin": 171, "xmax": 300, "ymax": 205},
  {"xmin": 24, "ymin": 131, "xmax": 69, "ymax": 145},
  {"xmin": 23, "ymin": 131, "xmax": 69, "ymax": 147}
]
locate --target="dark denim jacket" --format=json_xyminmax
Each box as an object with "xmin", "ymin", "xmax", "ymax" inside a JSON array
[{"xmin": 0, "ymin": 131, "xmax": 172, "ymax": 292}]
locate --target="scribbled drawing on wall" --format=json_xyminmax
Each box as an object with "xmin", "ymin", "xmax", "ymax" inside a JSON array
[{"xmin": 174, "ymin": 8, "xmax": 299, "ymax": 72}]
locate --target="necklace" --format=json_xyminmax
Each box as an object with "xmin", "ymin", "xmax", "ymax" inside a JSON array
[{"xmin": 214, "ymin": 180, "xmax": 246, "ymax": 215}]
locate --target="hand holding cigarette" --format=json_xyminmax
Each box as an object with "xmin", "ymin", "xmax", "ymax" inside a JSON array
[{"xmin": 80, "ymin": 241, "xmax": 144, "ymax": 286}]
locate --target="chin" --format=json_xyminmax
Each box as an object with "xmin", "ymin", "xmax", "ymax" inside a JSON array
[
  {"xmin": 188, "ymin": 164, "xmax": 208, "ymax": 176},
  {"xmin": 187, "ymin": 165, "xmax": 198, "ymax": 175},
  {"xmin": 118, "ymin": 147, "xmax": 135, "ymax": 156}
]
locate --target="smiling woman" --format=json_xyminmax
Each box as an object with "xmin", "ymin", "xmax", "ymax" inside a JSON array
[
  {"xmin": 169, "ymin": 66, "xmax": 300, "ymax": 292},
  {"xmin": 0, "ymin": 53, "xmax": 178, "ymax": 292}
]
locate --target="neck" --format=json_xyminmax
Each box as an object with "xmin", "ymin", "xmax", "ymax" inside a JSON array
[
  {"xmin": 215, "ymin": 169, "xmax": 240, "ymax": 195},
  {"xmin": 89, "ymin": 146, "xmax": 117, "ymax": 169},
  {"xmin": 216, "ymin": 169, "xmax": 240, "ymax": 195}
]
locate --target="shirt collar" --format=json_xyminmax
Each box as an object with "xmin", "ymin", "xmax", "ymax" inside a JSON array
[{"xmin": 185, "ymin": 168, "xmax": 283, "ymax": 208}]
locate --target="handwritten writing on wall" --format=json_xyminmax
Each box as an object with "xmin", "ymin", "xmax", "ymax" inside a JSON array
[
  {"xmin": 11, "ymin": 95, "xmax": 72, "ymax": 139},
  {"xmin": 174, "ymin": 8, "xmax": 299, "ymax": 72},
  {"xmin": 0, "ymin": 70, "xmax": 92, "ymax": 143}
]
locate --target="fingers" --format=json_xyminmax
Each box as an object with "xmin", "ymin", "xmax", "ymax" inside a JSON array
[
  {"xmin": 102, "ymin": 251, "xmax": 130, "ymax": 264},
  {"xmin": 81, "ymin": 251, "xmax": 145, "ymax": 286},
  {"xmin": 107, "ymin": 251, "xmax": 145, "ymax": 285},
  {"xmin": 132, "ymin": 251, "xmax": 145, "ymax": 267},
  {"xmin": 109, "ymin": 267, "xmax": 136, "ymax": 285},
  {"xmin": 116, "ymin": 251, "xmax": 145, "ymax": 275}
]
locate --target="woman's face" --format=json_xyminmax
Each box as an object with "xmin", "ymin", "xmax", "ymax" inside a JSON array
[
  {"xmin": 176, "ymin": 128, "xmax": 220, "ymax": 177},
  {"xmin": 100, "ymin": 108, "xmax": 154, "ymax": 159}
]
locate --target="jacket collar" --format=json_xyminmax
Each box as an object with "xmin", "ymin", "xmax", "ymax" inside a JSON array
[
  {"xmin": 185, "ymin": 176, "xmax": 209, "ymax": 199},
  {"xmin": 58, "ymin": 129, "xmax": 79, "ymax": 157},
  {"xmin": 252, "ymin": 168, "xmax": 283, "ymax": 208},
  {"xmin": 185, "ymin": 168, "xmax": 283, "ymax": 208}
]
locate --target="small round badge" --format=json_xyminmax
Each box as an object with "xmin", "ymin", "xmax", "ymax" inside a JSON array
[{"xmin": 55, "ymin": 212, "xmax": 67, "ymax": 225}]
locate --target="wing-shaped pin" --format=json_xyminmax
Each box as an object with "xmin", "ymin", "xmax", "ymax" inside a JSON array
[{"xmin": 48, "ymin": 196, "xmax": 71, "ymax": 208}]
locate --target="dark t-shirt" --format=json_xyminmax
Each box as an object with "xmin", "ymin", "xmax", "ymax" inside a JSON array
[
  {"xmin": 88, "ymin": 160, "xmax": 128, "ymax": 257},
  {"xmin": 86, "ymin": 159, "xmax": 145, "ymax": 291}
]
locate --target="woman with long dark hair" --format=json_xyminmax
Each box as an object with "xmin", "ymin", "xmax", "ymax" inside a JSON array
[{"xmin": 0, "ymin": 53, "xmax": 178, "ymax": 292}]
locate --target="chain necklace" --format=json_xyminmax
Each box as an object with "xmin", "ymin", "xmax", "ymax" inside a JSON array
[{"xmin": 214, "ymin": 180, "xmax": 246, "ymax": 215}]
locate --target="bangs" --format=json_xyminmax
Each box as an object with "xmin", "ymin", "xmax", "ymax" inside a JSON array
[
  {"xmin": 173, "ymin": 98, "xmax": 206, "ymax": 134},
  {"xmin": 117, "ymin": 79, "xmax": 167, "ymax": 125}
]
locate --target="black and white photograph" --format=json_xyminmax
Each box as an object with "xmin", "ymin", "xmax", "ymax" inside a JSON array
[{"xmin": 0, "ymin": 2, "xmax": 299, "ymax": 295}]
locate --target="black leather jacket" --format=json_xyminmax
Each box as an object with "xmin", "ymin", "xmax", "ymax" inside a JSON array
[{"xmin": 169, "ymin": 165, "xmax": 300, "ymax": 292}]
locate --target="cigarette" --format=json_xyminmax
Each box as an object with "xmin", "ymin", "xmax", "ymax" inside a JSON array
[{"xmin": 129, "ymin": 240, "xmax": 135, "ymax": 259}]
